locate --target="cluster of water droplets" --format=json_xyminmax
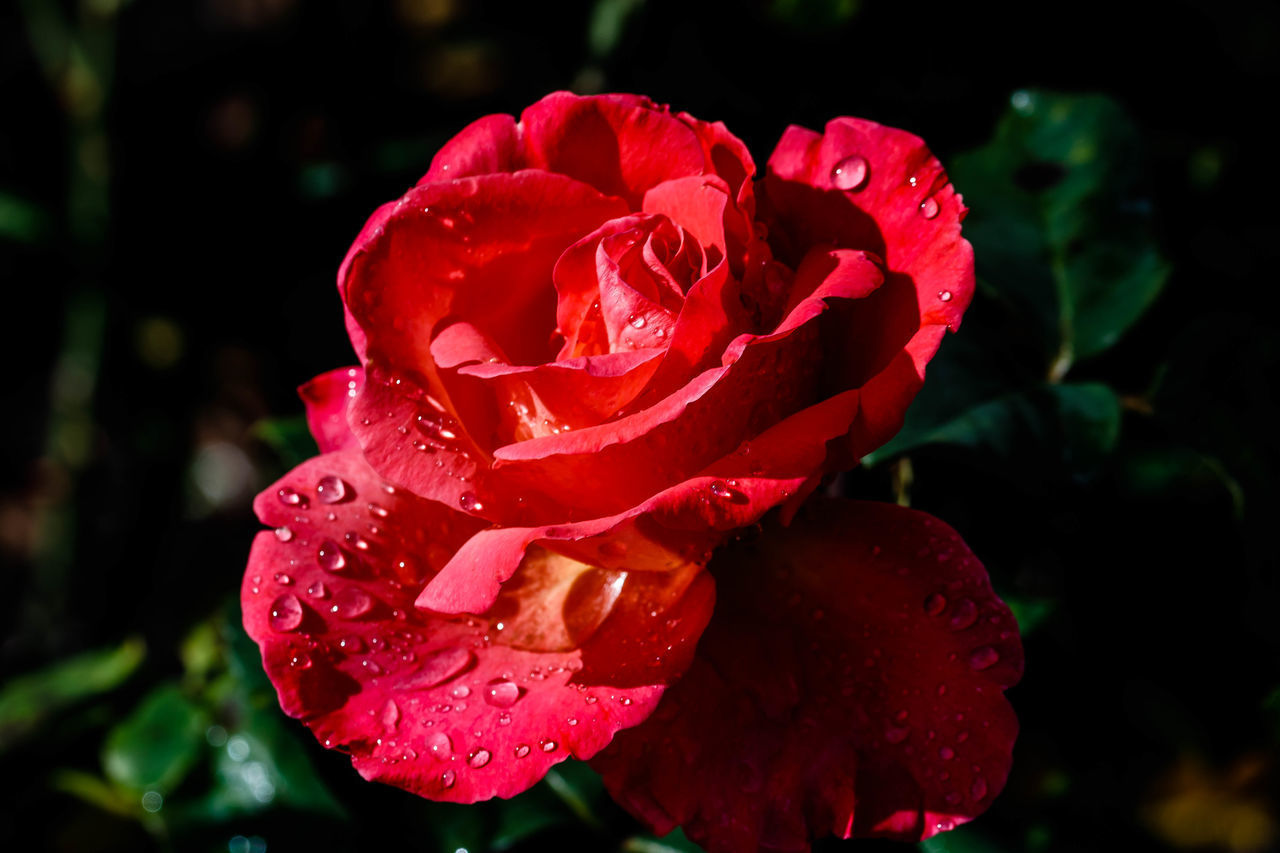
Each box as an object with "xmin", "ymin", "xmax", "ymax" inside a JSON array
[{"xmin": 827, "ymin": 154, "xmax": 942, "ymax": 221}]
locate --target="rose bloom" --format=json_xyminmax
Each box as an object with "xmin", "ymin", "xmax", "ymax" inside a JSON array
[{"xmin": 243, "ymin": 93, "xmax": 1021, "ymax": 851}]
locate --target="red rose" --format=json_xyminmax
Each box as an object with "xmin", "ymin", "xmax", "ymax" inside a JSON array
[{"xmin": 244, "ymin": 93, "xmax": 1021, "ymax": 850}]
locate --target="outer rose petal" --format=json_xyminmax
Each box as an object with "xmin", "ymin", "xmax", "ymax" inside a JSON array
[
  {"xmin": 243, "ymin": 450, "xmax": 714, "ymax": 803},
  {"xmin": 299, "ymin": 366, "xmax": 363, "ymax": 453},
  {"xmin": 593, "ymin": 498, "xmax": 1022, "ymax": 852}
]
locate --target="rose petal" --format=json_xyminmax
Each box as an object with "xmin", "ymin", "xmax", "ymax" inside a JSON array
[
  {"xmin": 299, "ymin": 366, "xmax": 363, "ymax": 453},
  {"xmin": 519, "ymin": 93, "xmax": 710, "ymax": 208},
  {"xmin": 421, "ymin": 113, "xmax": 522, "ymax": 183},
  {"xmin": 593, "ymin": 498, "xmax": 1023, "ymax": 850},
  {"xmin": 243, "ymin": 449, "xmax": 714, "ymax": 803}
]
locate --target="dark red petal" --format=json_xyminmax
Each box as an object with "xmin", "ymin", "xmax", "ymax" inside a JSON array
[
  {"xmin": 299, "ymin": 366, "xmax": 363, "ymax": 453},
  {"xmin": 519, "ymin": 93, "xmax": 709, "ymax": 208},
  {"xmin": 243, "ymin": 449, "xmax": 714, "ymax": 803},
  {"xmin": 677, "ymin": 113, "xmax": 757, "ymax": 214},
  {"xmin": 420, "ymin": 113, "xmax": 523, "ymax": 183},
  {"xmin": 487, "ymin": 252, "xmax": 884, "ymax": 520},
  {"xmin": 594, "ymin": 499, "xmax": 1023, "ymax": 851}
]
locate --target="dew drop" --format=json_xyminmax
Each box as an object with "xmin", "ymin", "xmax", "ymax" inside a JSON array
[
  {"xmin": 484, "ymin": 678, "xmax": 521, "ymax": 708},
  {"xmin": 381, "ymin": 700, "xmax": 400, "ymax": 730},
  {"xmin": 274, "ymin": 526, "xmax": 293, "ymax": 542},
  {"xmin": 514, "ymin": 744, "xmax": 530, "ymax": 758},
  {"xmin": 345, "ymin": 531, "xmax": 370, "ymax": 551},
  {"xmin": 498, "ymin": 713, "xmax": 512, "ymax": 726},
  {"xmin": 628, "ymin": 313, "xmax": 647, "ymax": 329},
  {"xmin": 274, "ymin": 572, "xmax": 292, "ymax": 585},
  {"xmin": 317, "ymin": 540, "xmax": 347, "ymax": 572},
  {"xmin": 316, "ymin": 475, "xmax": 349, "ymax": 504},
  {"xmin": 441, "ymin": 769, "xmax": 456, "ymax": 789},
  {"xmin": 939, "ymin": 746, "xmax": 956, "ymax": 760},
  {"xmin": 939, "ymin": 290, "xmax": 953, "ymax": 302},
  {"xmin": 467, "ymin": 748, "xmax": 492, "ymax": 768},
  {"xmin": 268, "ymin": 594, "xmax": 303, "ymax": 631},
  {"xmin": 540, "ymin": 739, "xmax": 558, "ymax": 753},
  {"xmin": 923, "ymin": 592, "xmax": 947, "ymax": 616},
  {"xmin": 459, "ymin": 492, "xmax": 484, "ymax": 512},
  {"xmin": 277, "ymin": 487, "xmax": 307, "ymax": 507},
  {"xmin": 831, "ymin": 154, "xmax": 870, "ymax": 191},
  {"xmin": 971, "ymin": 775, "xmax": 988, "ymax": 800},
  {"xmin": 426, "ymin": 731, "xmax": 453, "ymax": 759},
  {"xmin": 451, "ymin": 685, "xmax": 471, "ymax": 699},
  {"xmin": 919, "ymin": 197, "xmax": 940, "ymax": 219},
  {"xmin": 337, "ymin": 635, "xmax": 366, "ymax": 653},
  {"xmin": 368, "ymin": 503, "xmax": 389, "ymax": 518},
  {"xmin": 948, "ymin": 599, "xmax": 978, "ymax": 630},
  {"xmin": 968, "ymin": 645, "xmax": 1000, "ymax": 671},
  {"xmin": 306, "ymin": 580, "xmax": 329, "ymax": 599},
  {"xmin": 708, "ymin": 479, "xmax": 743, "ymax": 501},
  {"xmin": 290, "ymin": 652, "xmax": 312, "ymax": 669},
  {"xmin": 331, "ymin": 588, "xmax": 372, "ymax": 619}
]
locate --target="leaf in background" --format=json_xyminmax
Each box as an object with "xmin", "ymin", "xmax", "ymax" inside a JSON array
[
  {"xmin": 0, "ymin": 637, "xmax": 145, "ymax": 753},
  {"xmin": 588, "ymin": 0, "xmax": 647, "ymax": 59},
  {"xmin": 251, "ymin": 415, "xmax": 319, "ymax": 470},
  {"xmin": 102, "ymin": 682, "xmax": 208, "ymax": 794},
  {"xmin": 1002, "ymin": 593, "xmax": 1056, "ymax": 636},
  {"xmin": 867, "ymin": 383, "xmax": 1121, "ymax": 484},
  {"xmin": 919, "ymin": 824, "xmax": 1011, "ymax": 853},
  {"xmin": 621, "ymin": 828, "xmax": 706, "ymax": 853},
  {"xmin": 0, "ymin": 190, "xmax": 49, "ymax": 243},
  {"xmin": 950, "ymin": 90, "xmax": 1169, "ymax": 373}
]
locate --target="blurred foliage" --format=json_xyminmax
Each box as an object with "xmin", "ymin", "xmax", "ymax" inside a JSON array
[{"xmin": 2, "ymin": 0, "xmax": 1275, "ymax": 851}]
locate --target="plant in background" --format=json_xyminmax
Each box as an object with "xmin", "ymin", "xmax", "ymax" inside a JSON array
[{"xmin": 241, "ymin": 92, "xmax": 1021, "ymax": 851}]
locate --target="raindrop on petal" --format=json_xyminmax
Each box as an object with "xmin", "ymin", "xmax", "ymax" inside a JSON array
[
  {"xmin": 306, "ymin": 580, "xmax": 329, "ymax": 599},
  {"xmin": 316, "ymin": 475, "xmax": 349, "ymax": 504},
  {"xmin": 484, "ymin": 678, "xmax": 521, "ymax": 709},
  {"xmin": 381, "ymin": 700, "xmax": 400, "ymax": 730},
  {"xmin": 274, "ymin": 526, "xmax": 293, "ymax": 542},
  {"xmin": 514, "ymin": 744, "xmax": 530, "ymax": 758},
  {"xmin": 948, "ymin": 599, "xmax": 978, "ymax": 630},
  {"xmin": 923, "ymin": 592, "xmax": 947, "ymax": 616},
  {"xmin": 277, "ymin": 487, "xmax": 307, "ymax": 507},
  {"xmin": 317, "ymin": 540, "xmax": 347, "ymax": 572},
  {"xmin": 968, "ymin": 645, "xmax": 1000, "ymax": 671},
  {"xmin": 459, "ymin": 492, "xmax": 484, "ymax": 512},
  {"xmin": 540, "ymin": 739, "xmax": 558, "ymax": 753},
  {"xmin": 830, "ymin": 154, "xmax": 869, "ymax": 191},
  {"xmin": 628, "ymin": 313, "xmax": 646, "ymax": 329},
  {"xmin": 939, "ymin": 290, "xmax": 953, "ymax": 302},
  {"xmin": 268, "ymin": 594, "xmax": 303, "ymax": 632},
  {"xmin": 331, "ymin": 587, "xmax": 373, "ymax": 619},
  {"xmin": 919, "ymin": 197, "xmax": 940, "ymax": 219},
  {"xmin": 467, "ymin": 748, "xmax": 492, "ymax": 768},
  {"xmin": 426, "ymin": 731, "xmax": 453, "ymax": 759},
  {"xmin": 971, "ymin": 775, "xmax": 989, "ymax": 800},
  {"xmin": 441, "ymin": 769, "xmax": 456, "ymax": 789},
  {"xmin": 939, "ymin": 746, "xmax": 955, "ymax": 760}
]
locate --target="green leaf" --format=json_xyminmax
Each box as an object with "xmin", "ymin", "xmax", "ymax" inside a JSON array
[
  {"xmin": 951, "ymin": 90, "xmax": 1169, "ymax": 373},
  {"xmin": 587, "ymin": 0, "xmax": 647, "ymax": 58},
  {"xmin": 868, "ymin": 382, "xmax": 1121, "ymax": 483},
  {"xmin": 0, "ymin": 191, "xmax": 49, "ymax": 243},
  {"xmin": 102, "ymin": 682, "xmax": 208, "ymax": 794},
  {"xmin": 919, "ymin": 824, "xmax": 1010, "ymax": 853},
  {"xmin": 250, "ymin": 415, "xmax": 318, "ymax": 471},
  {"xmin": 1003, "ymin": 593, "xmax": 1056, "ymax": 635},
  {"xmin": 0, "ymin": 637, "xmax": 145, "ymax": 752}
]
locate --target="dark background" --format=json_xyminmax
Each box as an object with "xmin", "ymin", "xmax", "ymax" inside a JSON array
[{"xmin": 1, "ymin": 1, "xmax": 1276, "ymax": 851}]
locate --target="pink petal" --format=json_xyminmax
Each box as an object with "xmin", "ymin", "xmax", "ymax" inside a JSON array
[
  {"xmin": 299, "ymin": 366, "xmax": 363, "ymax": 453},
  {"xmin": 594, "ymin": 499, "xmax": 1023, "ymax": 850},
  {"xmin": 242, "ymin": 449, "xmax": 714, "ymax": 804}
]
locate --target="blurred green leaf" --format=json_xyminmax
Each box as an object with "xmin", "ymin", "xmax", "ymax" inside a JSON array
[
  {"xmin": 1003, "ymin": 594, "xmax": 1056, "ymax": 635},
  {"xmin": 951, "ymin": 90, "xmax": 1169, "ymax": 374},
  {"xmin": 102, "ymin": 682, "xmax": 208, "ymax": 794},
  {"xmin": 919, "ymin": 824, "xmax": 1010, "ymax": 852},
  {"xmin": 50, "ymin": 769, "xmax": 139, "ymax": 820},
  {"xmin": 588, "ymin": 0, "xmax": 646, "ymax": 58},
  {"xmin": 251, "ymin": 415, "xmax": 318, "ymax": 470},
  {"xmin": 543, "ymin": 759, "xmax": 608, "ymax": 828},
  {"xmin": 0, "ymin": 637, "xmax": 145, "ymax": 752},
  {"xmin": 768, "ymin": 0, "xmax": 860, "ymax": 32},
  {"xmin": 1119, "ymin": 446, "xmax": 1245, "ymax": 517},
  {"xmin": 868, "ymin": 382, "xmax": 1121, "ymax": 483},
  {"xmin": 0, "ymin": 190, "xmax": 49, "ymax": 243},
  {"xmin": 622, "ymin": 828, "xmax": 704, "ymax": 852}
]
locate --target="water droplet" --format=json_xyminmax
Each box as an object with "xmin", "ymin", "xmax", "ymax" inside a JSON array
[
  {"xmin": 290, "ymin": 652, "xmax": 312, "ymax": 669},
  {"xmin": 708, "ymin": 479, "xmax": 743, "ymax": 501},
  {"xmin": 885, "ymin": 725, "xmax": 911, "ymax": 744},
  {"xmin": 567, "ymin": 717, "xmax": 578, "ymax": 726},
  {"xmin": 968, "ymin": 645, "xmax": 1000, "ymax": 671},
  {"xmin": 540, "ymin": 739, "xmax": 558, "ymax": 753},
  {"xmin": 483, "ymin": 678, "xmax": 521, "ymax": 708},
  {"xmin": 274, "ymin": 572, "xmax": 291, "ymax": 585},
  {"xmin": 938, "ymin": 290, "xmax": 953, "ymax": 302},
  {"xmin": 948, "ymin": 599, "xmax": 978, "ymax": 630},
  {"xmin": 399, "ymin": 648, "xmax": 475, "ymax": 690},
  {"xmin": 831, "ymin": 154, "xmax": 870, "ymax": 191},
  {"xmin": 337, "ymin": 635, "xmax": 366, "ymax": 653},
  {"xmin": 514, "ymin": 744, "xmax": 530, "ymax": 758},
  {"xmin": 331, "ymin": 588, "xmax": 372, "ymax": 619},
  {"xmin": 421, "ymin": 731, "xmax": 451, "ymax": 761},
  {"xmin": 345, "ymin": 531, "xmax": 370, "ymax": 551},
  {"xmin": 939, "ymin": 746, "xmax": 955, "ymax": 760},
  {"xmin": 628, "ymin": 313, "xmax": 646, "ymax": 329},
  {"xmin": 381, "ymin": 700, "xmax": 400, "ymax": 730},
  {"xmin": 450, "ymin": 685, "xmax": 471, "ymax": 699},
  {"xmin": 459, "ymin": 492, "xmax": 484, "ymax": 512},
  {"xmin": 269, "ymin": 594, "xmax": 303, "ymax": 632},
  {"xmin": 919, "ymin": 197, "xmax": 940, "ymax": 219},
  {"xmin": 307, "ymin": 580, "xmax": 329, "ymax": 599},
  {"xmin": 317, "ymin": 540, "xmax": 346, "ymax": 572},
  {"xmin": 971, "ymin": 775, "xmax": 988, "ymax": 800},
  {"xmin": 467, "ymin": 748, "xmax": 492, "ymax": 768},
  {"xmin": 316, "ymin": 475, "xmax": 349, "ymax": 504},
  {"xmin": 908, "ymin": 175, "xmax": 919, "ymax": 188},
  {"xmin": 440, "ymin": 769, "xmax": 456, "ymax": 789},
  {"xmin": 368, "ymin": 503, "xmax": 389, "ymax": 518},
  {"xmin": 497, "ymin": 713, "xmax": 512, "ymax": 726},
  {"xmin": 274, "ymin": 526, "xmax": 293, "ymax": 542},
  {"xmin": 277, "ymin": 487, "xmax": 307, "ymax": 507},
  {"xmin": 923, "ymin": 592, "xmax": 947, "ymax": 616}
]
